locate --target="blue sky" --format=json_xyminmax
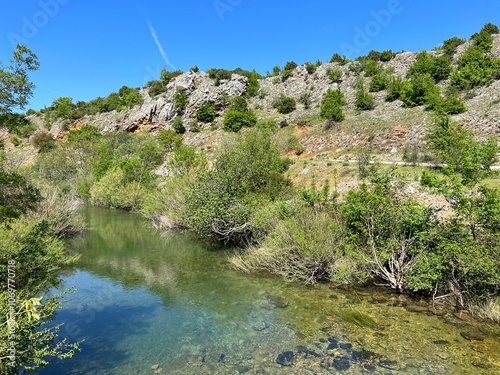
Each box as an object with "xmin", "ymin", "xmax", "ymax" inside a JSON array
[{"xmin": 1, "ymin": 0, "xmax": 499, "ymax": 111}]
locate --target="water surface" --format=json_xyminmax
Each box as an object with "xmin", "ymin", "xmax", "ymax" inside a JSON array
[{"xmin": 38, "ymin": 207, "xmax": 500, "ymax": 374}]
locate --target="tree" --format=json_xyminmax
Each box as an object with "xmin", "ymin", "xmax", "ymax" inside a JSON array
[
  {"xmin": 185, "ymin": 129, "xmax": 291, "ymax": 245},
  {"xmin": 272, "ymin": 95, "xmax": 296, "ymax": 114},
  {"xmin": 320, "ymin": 89, "xmax": 345, "ymax": 122},
  {"xmin": 0, "ymin": 44, "xmax": 39, "ymax": 115},
  {"xmin": 223, "ymin": 97, "xmax": 257, "ymax": 132}
]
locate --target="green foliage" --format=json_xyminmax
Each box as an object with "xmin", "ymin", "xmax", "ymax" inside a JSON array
[
  {"xmin": 304, "ymin": 62, "xmax": 317, "ymax": 74},
  {"xmin": 196, "ymin": 102, "xmax": 217, "ymax": 123},
  {"xmin": 330, "ymin": 53, "xmax": 349, "ymax": 65},
  {"xmin": 0, "ymin": 113, "xmax": 37, "ymax": 137},
  {"xmin": 385, "ymin": 75, "xmax": 404, "ymax": 101},
  {"xmin": 222, "ymin": 97, "xmax": 257, "ymax": 132},
  {"xmin": 246, "ymin": 70, "xmax": 260, "ymax": 97},
  {"xmin": 355, "ymin": 82, "xmax": 376, "ymax": 111},
  {"xmin": 401, "ymin": 73, "xmax": 440, "ymax": 107},
  {"xmin": 207, "ymin": 68, "xmax": 232, "ymax": 85},
  {"xmin": 380, "ymin": 50, "xmax": 395, "ymax": 62},
  {"xmin": 66, "ymin": 124, "xmax": 101, "ymax": 145},
  {"xmin": 157, "ymin": 129, "xmax": 182, "ymax": 151},
  {"xmin": 442, "ymin": 36, "xmax": 466, "ymax": 57},
  {"xmin": 481, "ymin": 22, "xmax": 500, "ymax": 35},
  {"xmin": 363, "ymin": 60, "xmax": 383, "ymax": 77},
  {"xmin": 281, "ymin": 69, "xmax": 294, "ymax": 82},
  {"xmin": 327, "ymin": 69, "xmax": 343, "ymax": 83},
  {"xmin": 167, "ymin": 143, "xmax": 206, "ymax": 177},
  {"xmin": 299, "ymin": 91, "xmax": 312, "ymax": 109},
  {"xmin": 185, "ymin": 129, "xmax": 291, "ymax": 245},
  {"xmin": 320, "ymin": 89, "xmax": 346, "ymax": 122},
  {"xmin": 0, "ymin": 44, "xmax": 39, "ymax": 115},
  {"xmin": 430, "ymin": 95, "xmax": 467, "ymax": 115},
  {"xmin": 427, "ymin": 116, "xmax": 498, "ymax": 185},
  {"xmin": 369, "ymin": 73, "xmax": 387, "ymax": 92},
  {"xmin": 272, "ymin": 95, "xmax": 296, "ymax": 114},
  {"xmin": 32, "ymin": 131, "xmax": 55, "ymax": 153},
  {"xmin": 283, "ymin": 61, "xmax": 298, "ymax": 71},
  {"xmin": 0, "ymin": 170, "xmax": 40, "ymax": 222},
  {"xmin": 342, "ymin": 183, "xmax": 434, "ymax": 292},
  {"xmin": 407, "ymin": 51, "xmax": 452, "ymax": 82},
  {"xmin": 450, "ymin": 46, "xmax": 497, "ymax": 91},
  {"xmin": 471, "ymin": 30, "xmax": 494, "ymax": 53},
  {"xmin": 174, "ymin": 88, "xmax": 188, "ymax": 115}
]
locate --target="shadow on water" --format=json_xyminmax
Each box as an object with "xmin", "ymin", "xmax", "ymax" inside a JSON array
[{"xmin": 36, "ymin": 206, "xmax": 500, "ymax": 375}]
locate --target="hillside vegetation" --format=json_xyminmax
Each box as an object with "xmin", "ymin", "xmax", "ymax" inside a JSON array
[{"xmin": 2, "ymin": 22, "xmax": 500, "ymax": 327}]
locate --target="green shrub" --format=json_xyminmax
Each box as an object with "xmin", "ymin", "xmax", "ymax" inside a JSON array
[
  {"xmin": 283, "ymin": 61, "xmax": 298, "ymax": 71},
  {"xmin": 364, "ymin": 60, "xmax": 383, "ymax": 77},
  {"xmin": 380, "ymin": 50, "xmax": 394, "ymax": 62},
  {"xmin": 450, "ymin": 46, "xmax": 496, "ymax": 91},
  {"xmin": 328, "ymin": 69, "xmax": 343, "ymax": 83},
  {"xmin": 246, "ymin": 70, "xmax": 260, "ymax": 97},
  {"xmin": 304, "ymin": 62, "xmax": 317, "ymax": 74},
  {"xmin": 172, "ymin": 116, "xmax": 186, "ymax": 134},
  {"xmin": 0, "ymin": 113, "xmax": 37, "ymax": 137},
  {"xmin": 369, "ymin": 74, "xmax": 387, "ymax": 92},
  {"xmin": 401, "ymin": 73, "xmax": 440, "ymax": 107},
  {"xmin": 222, "ymin": 97, "xmax": 257, "ymax": 132},
  {"xmin": 407, "ymin": 51, "xmax": 452, "ymax": 82},
  {"xmin": 67, "ymin": 124, "xmax": 101, "ymax": 145},
  {"xmin": 174, "ymin": 88, "xmax": 188, "ymax": 115},
  {"xmin": 385, "ymin": 75, "xmax": 404, "ymax": 101},
  {"xmin": 273, "ymin": 95, "xmax": 296, "ymax": 114},
  {"xmin": 281, "ymin": 69, "xmax": 294, "ymax": 81},
  {"xmin": 320, "ymin": 89, "xmax": 345, "ymax": 122},
  {"xmin": 185, "ymin": 129, "xmax": 291, "ymax": 245},
  {"xmin": 32, "ymin": 131, "xmax": 55, "ymax": 152},
  {"xmin": 157, "ymin": 129, "xmax": 182, "ymax": 151},
  {"xmin": 355, "ymin": 88, "xmax": 376, "ymax": 111},
  {"xmin": 299, "ymin": 91, "xmax": 312, "ymax": 109},
  {"xmin": 442, "ymin": 36, "xmax": 466, "ymax": 57},
  {"xmin": 196, "ymin": 102, "xmax": 216, "ymax": 123},
  {"xmin": 330, "ymin": 53, "xmax": 349, "ymax": 65}
]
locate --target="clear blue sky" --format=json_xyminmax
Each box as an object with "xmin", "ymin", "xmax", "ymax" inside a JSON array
[{"xmin": 1, "ymin": 0, "xmax": 499, "ymax": 111}]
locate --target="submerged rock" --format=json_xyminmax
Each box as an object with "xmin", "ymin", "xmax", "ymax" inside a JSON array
[
  {"xmin": 432, "ymin": 340, "xmax": 450, "ymax": 345},
  {"xmin": 252, "ymin": 321, "xmax": 269, "ymax": 331},
  {"xmin": 460, "ymin": 331, "xmax": 485, "ymax": 341},
  {"xmin": 276, "ymin": 351, "xmax": 295, "ymax": 366},
  {"xmin": 266, "ymin": 295, "xmax": 289, "ymax": 308},
  {"xmin": 333, "ymin": 356, "xmax": 351, "ymax": 371}
]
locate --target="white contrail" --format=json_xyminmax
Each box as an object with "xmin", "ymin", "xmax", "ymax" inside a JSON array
[{"xmin": 146, "ymin": 20, "xmax": 175, "ymax": 70}]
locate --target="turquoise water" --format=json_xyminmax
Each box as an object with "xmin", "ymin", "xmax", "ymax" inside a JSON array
[{"xmin": 38, "ymin": 207, "xmax": 500, "ymax": 374}]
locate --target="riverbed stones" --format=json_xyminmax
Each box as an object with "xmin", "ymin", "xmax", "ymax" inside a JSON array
[
  {"xmin": 265, "ymin": 295, "xmax": 289, "ymax": 308},
  {"xmin": 276, "ymin": 351, "xmax": 295, "ymax": 366},
  {"xmin": 252, "ymin": 321, "xmax": 269, "ymax": 331},
  {"xmin": 460, "ymin": 331, "xmax": 485, "ymax": 341}
]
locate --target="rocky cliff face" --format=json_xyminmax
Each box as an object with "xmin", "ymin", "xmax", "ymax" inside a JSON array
[{"xmin": 42, "ymin": 35, "xmax": 500, "ymax": 155}]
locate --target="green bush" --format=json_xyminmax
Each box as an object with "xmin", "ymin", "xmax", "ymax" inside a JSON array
[
  {"xmin": 174, "ymin": 88, "xmax": 188, "ymax": 115},
  {"xmin": 450, "ymin": 46, "xmax": 497, "ymax": 91},
  {"xmin": 442, "ymin": 36, "xmax": 466, "ymax": 57},
  {"xmin": 364, "ymin": 60, "xmax": 383, "ymax": 77},
  {"xmin": 401, "ymin": 73, "xmax": 440, "ymax": 107},
  {"xmin": 304, "ymin": 62, "xmax": 317, "ymax": 74},
  {"xmin": 281, "ymin": 69, "xmax": 294, "ymax": 82},
  {"xmin": 385, "ymin": 75, "xmax": 404, "ymax": 101},
  {"xmin": 380, "ymin": 50, "xmax": 394, "ymax": 62},
  {"xmin": 320, "ymin": 89, "xmax": 346, "ymax": 122},
  {"xmin": 185, "ymin": 129, "xmax": 291, "ymax": 245},
  {"xmin": 172, "ymin": 116, "xmax": 186, "ymax": 134},
  {"xmin": 407, "ymin": 51, "xmax": 452, "ymax": 82},
  {"xmin": 147, "ymin": 80, "xmax": 165, "ymax": 96},
  {"xmin": 299, "ymin": 91, "xmax": 312, "ymax": 109},
  {"xmin": 246, "ymin": 70, "xmax": 260, "ymax": 97},
  {"xmin": 355, "ymin": 88, "xmax": 376, "ymax": 111},
  {"xmin": 328, "ymin": 69, "xmax": 343, "ymax": 83},
  {"xmin": 283, "ymin": 61, "xmax": 298, "ymax": 71},
  {"xmin": 222, "ymin": 97, "xmax": 257, "ymax": 132},
  {"xmin": 369, "ymin": 74, "xmax": 387, "ymax": 92},
  {"xmin": 32, "ymin": 131, "xmax": 55, "ymax": 152},
  {"xmin": 157, "ymin": 129, "xmax": 182, "ymax": 151},
  {"xmin": 330, "ymin": 53, "xmax": 349, "ymax": 65},
  {"xmin": 0, "ymin": 113, "xmax": 37, "ymax": 137},
  {"xmin": 273, "ymin": 95, "xmax": 296, "ymax": 114},
  {"xmin": 196, "ymin": 102, "xmax": 216, "ymax": 123}
]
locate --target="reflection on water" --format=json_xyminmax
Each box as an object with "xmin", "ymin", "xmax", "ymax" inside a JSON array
[{"xmin": 38, "ymin": 207, "xmax": 500, "ymax": 374}]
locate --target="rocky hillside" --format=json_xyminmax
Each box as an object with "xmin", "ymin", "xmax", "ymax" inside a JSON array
[{"xmin": 31, "ymin": 34, "xmax": 500, "ymax": 160}]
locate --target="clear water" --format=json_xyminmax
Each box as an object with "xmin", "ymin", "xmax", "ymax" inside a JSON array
[{"xmin": 37, "ymin": 207, "xmax": 500, "ymax": 374}]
